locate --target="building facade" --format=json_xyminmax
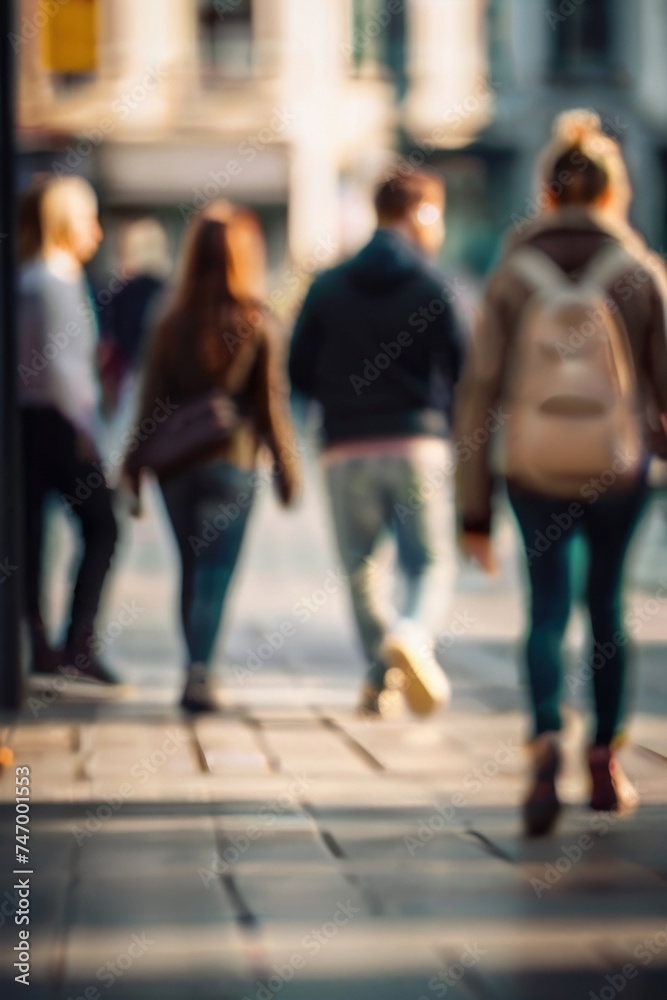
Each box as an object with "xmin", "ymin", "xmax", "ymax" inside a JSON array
[
  {"xmin": 15, "ymin": 0, "xmax": 667, "ymax": 283},
  {"xmin": 16, "ymin": 0, "xmax": 489, "ymax": 280}
]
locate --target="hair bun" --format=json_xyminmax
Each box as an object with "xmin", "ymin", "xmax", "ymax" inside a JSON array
[{"xmin": 552, "ymin": 108, "xmax": 602, "ymax": 145}]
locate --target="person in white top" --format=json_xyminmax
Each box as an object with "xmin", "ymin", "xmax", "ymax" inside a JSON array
[{"xmin": 18, "ymin": 177, "xmax": 119, "ymax": 684}]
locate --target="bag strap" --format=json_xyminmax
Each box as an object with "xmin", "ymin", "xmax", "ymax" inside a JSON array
[
  {"xmin": 507, "ymin": 247, "xmax": 569, "ymax": 294},
  {"xmin": 509, "ymin": 242, "xmax": 631, "ymax": 297},
  {"xmin": 581, "ymin": 243, "xmax": 638, "ymax": 397},
  {"xmin": 581, "ymin": 242, "xmax": 630, "ymax": 291}
]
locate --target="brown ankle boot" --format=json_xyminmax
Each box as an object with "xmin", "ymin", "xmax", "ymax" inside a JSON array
[
  {"xmin": 588, "ymin": 746, "xmax": 639, "ymax": 814},
  {"xmin": 523, "ymin": 732, "xmax": 562, "ymax": 837}
]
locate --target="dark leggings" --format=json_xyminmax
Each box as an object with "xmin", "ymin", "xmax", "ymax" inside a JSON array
[
  {"xmin": 508, "ymin": 479, "xmax": 649, "ymax": 746},
  {"xmin": 160, "ymin": 461, "xmax": 254, "ymax": 668}
]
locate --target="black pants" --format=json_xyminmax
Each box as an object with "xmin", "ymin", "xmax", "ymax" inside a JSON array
[{"xmin": 21, "ymin": 407, "xmax": 118, "ymax": 643}]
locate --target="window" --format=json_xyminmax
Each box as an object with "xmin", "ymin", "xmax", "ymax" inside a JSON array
[
  {"xmin": 350, "ymin": 0, "xmax": 407, "ymax": 96},
  {"xmin": 198, "ymin": 0, "xmax": 253, "ymax": 83},
  {"xmin": 433, "ymin": 149, "xmax": 512, "ymax": 277},
  {"xmin": 486, "ymin": 0, "xmax": 512, "ymax": 86},
  {"xmin": 550, "ymin": 0, "xmax": 616, "ymax": 81}
]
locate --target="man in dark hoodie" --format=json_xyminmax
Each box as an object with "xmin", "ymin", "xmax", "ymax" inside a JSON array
[{"xmin": 289, "ymin": 169, "xmax": 466, "ymax": 717}]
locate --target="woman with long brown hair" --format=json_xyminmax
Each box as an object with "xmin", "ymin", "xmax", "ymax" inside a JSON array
[{"xmin": 128, "ymin": 202, "xmax": 300, "ymax": 712}]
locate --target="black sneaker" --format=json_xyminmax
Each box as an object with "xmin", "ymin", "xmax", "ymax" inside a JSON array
[
  {"xmin": 57, "ymin": 652, "xmax": 121, "ymax": 685},
  {"xmin": 181, "ymin": 664, "xmax": 217, "ymax": 713},
  {"xmin": 28, "ymin": 616, "xmax": 60, "ymax": 675},
  {"xmin": 62, "ymin": 634, "xmax": 120, "ymax": 685},
  {"xmin": 31, "ymin": 646, "xmax": 60, "ymax": 676}
]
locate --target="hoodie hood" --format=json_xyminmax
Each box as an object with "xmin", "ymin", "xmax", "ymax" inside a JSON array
[{"xmin": 344, "ymin": 229, "xmax": 428, "ymax": 292}]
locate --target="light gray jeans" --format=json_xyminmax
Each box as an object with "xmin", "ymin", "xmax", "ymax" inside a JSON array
[{"xmin": 325, "ymin": 442, "xmax": 456, "ymax": 688}]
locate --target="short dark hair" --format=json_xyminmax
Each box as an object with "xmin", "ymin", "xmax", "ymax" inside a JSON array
[{"xmin": 374, "ymin": 168, "xmax": 444, "ymax": 223}]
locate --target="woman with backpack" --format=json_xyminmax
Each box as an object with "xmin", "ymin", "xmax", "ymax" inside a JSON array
[
  {"xmin": 124, "ymin": 202, "xmax": 300, "ymax": 712},
  {"xmin": 457, "ymin": 110, "xmax": 667, "ymax": 836}
]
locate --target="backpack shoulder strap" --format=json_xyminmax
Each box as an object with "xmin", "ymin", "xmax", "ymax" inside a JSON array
[
  {"xmin": 581, "ymin": 243, "xmax": 638, "ymax": 395},
  {"xmin": 582, "ymin": 242, "xmax": 631, "ymax": 291},
  {"xmin": 505, "ymin": 246, "xmax": 568, "ymax": 295}
]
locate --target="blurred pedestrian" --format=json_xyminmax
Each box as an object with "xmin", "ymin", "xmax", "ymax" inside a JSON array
[
  {"xmin": 289, "ymin": 169, "xmax": 466, "ymax": 718},
  {"xmin": 100, "ymin": 218, "xmax": 171, "ymax": 414},
  {"xmin": 125, "ymin": 202, "xmax": 300, "ymax": 713},
  {"xmin": 18, "ymin": 176, "xmax": 119, "ymax": 683},
  {"xmin": 457, "ymin": 110, "xmax": 667, "ymax": 835}
]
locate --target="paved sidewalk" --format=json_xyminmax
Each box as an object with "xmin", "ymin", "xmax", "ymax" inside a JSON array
[{"xmin": 1, "ymin": 468, "xmax": 667, "ymax": 999}]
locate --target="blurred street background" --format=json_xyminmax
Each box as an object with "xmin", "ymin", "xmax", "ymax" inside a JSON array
[{"xmin": 16, "ymin": 0, "xmax": 667, "ymax": 290}]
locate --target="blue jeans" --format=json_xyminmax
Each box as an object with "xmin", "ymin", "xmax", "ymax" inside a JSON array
[
  {"xmin": 326, "ymin": 445, "xmax": 456, "ymax": 688},
  {"xmin": 160, "ymin": 462, "xmax": 255, "ymax": 668},
  {"xmin": 509, "ymin": 479, "xmax": 649, "ymax": 745}
]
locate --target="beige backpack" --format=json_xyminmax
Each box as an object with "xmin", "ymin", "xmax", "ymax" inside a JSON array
[{"xmin": 500, "ymin": 244, "xmax": 643, "ymax": 498}]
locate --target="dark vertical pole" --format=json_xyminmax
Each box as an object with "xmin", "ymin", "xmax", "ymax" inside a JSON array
[{"xmin": 0, "ymin": 0, "xmax": 23, "ymax": 711}]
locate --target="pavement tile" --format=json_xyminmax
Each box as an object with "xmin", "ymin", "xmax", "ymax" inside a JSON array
[
  {"xmin": 84, "ymin": 747, "xmax": 200, "ymax": 780},
  {"xmin": 86, "ymin": 720, "xmax": 191, "ymax": 747},
  {"xmin": 201, "ymin": 750, "xmax": 271, "ymax": 773},
  {"xmin": 77, "ymin": 827, "xmax": 218, "ymax": 879},
  {"xmin": 9, "ymin": 724, "xmax": 75, "ymax": 751},
  {"xmin": 60, "ymin": 926, "xmax": 251, "ymax": 999},
  {"xmin": 2, "ymin": 480, "xmax": 666, "ymax": 999},
  {"xmin": 258, "ymin": 728, "xmax": 373, "ymax": 775},
  {"xmin": 70, "ymin": 871, "xmax": 236, "ymax": 928},
  {"xmin": 247, "ymin": 708, "xmax": 322, "ymax": 723},
  {"xmin": 322, "ymin": 825, "xmax": 487, "ymax": 864},
  {"xmin": 87, "ymin": 777, "xmax": 213, "ymax": 803},
  {"xmin": 247, "ymin": 919, "xmax": 483, "ymax": 983},
  {"xmin": 358, "ymin": 868, "xmax": 532, "ymax": 920},
  {"xmin": 468, "ymin": 919, "xmax": 667, "ymax": 1000},
  {"xmin": 194, "ymin": 720, "xmax": 270, "ymax": 773},
  {"xmin": 213, "ymin": 826, "xmax": 333, "ymax": 870},
  {"xmin": 203, "ymin": 773, "xmax": 314, "ymax": 808},
  {"xmin": 300, "ymin": 777, "xmax": 441, "ymax": 812},
  {"xmin": 234, "ymin": 872, "xmax": 368, "ymax": 922}
]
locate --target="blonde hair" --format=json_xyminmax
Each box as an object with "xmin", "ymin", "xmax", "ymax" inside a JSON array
[
  {"xmin": 536, "ymin": 109, "xmax": 632, "ymax": 217},
  {"xmin": 39, "ymin": 176, "xmax": 98, "ymax": 254}
]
